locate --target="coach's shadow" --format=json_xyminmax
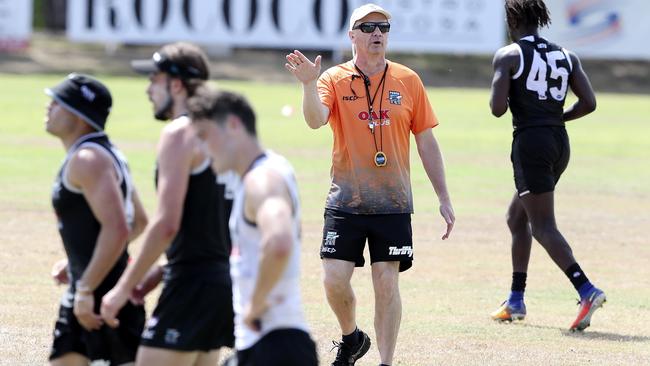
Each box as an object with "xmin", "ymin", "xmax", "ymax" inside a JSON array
[{"xmin": 520, "ymin": 323, "xmax": 650, "ymax": 343}]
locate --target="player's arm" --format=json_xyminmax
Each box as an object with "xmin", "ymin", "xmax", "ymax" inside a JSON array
[
  {"xmin": 130, "ymin": 264, "xmax": 164, "ymax": 305},
  {"xmin": 415, "ymin": 128, "xmax": 455, "ymax": 240},
  {"xmin": 490, "ymin": 46, "xmax": 519, "ymax": 117},
  {"xmin": 127, "ymin": 187, "xmax": 148, "ymax": 243},
  {"xmin": 101, "ymin": 126, "xmax": 194, "ymax": 327},
  {"xmin": 563, "ymin": 51, "xmax": 597, "ymax": 122},
  {"xmin": 68, "ymin": 147, "xmax": 131, "ymax": 330},
  {"xmin": 243, "ymin": 169, "xmax": 294, "ymax": 331},
  {"xmin": 285, "ymin": 50, "xmax": 330, "ymax": 129}
]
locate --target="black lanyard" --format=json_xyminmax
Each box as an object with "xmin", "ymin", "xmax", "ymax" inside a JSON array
[{"xmin": 354, "ymin": 63, "xmax": 388, "ymax": 153}]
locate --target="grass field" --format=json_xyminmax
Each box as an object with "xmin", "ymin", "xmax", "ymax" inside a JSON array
[{"xmin": 1, "ymin": 73, "xmax": 649, "ymax": 365}]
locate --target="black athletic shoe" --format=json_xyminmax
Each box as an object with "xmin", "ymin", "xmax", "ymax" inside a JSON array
[{"xmin": 330, "ymin": 330, "xmax": 371, "ymax": 366}]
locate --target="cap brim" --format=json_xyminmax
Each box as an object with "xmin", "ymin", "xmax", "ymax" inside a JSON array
[
  {"xmin": 130, "ymin": 59, "xmax": 159, "ymax": 74},
  {"xmin": 43, "ymin": 88, "xmax": 104, "ymax": 131},
  {"xmin": 350, "ymin": 9, "xmax": 392, "ymax": 30}
]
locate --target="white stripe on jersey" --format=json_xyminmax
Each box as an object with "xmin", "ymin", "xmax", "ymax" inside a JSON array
[{"xmin": 58, "ymin": 132, "xmax": 135, "ymax": 227}]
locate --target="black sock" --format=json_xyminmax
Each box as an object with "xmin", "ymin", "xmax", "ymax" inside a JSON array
[
  {"xmin": 379, "ymin": 364, "xmax": 391, "ymax": 366},
  {"xmin": 511, "ymin": 272, "xmax": 527, "ymax": 292},
  {"xmin": 564, "ymin": 263, "xmax": 589, "ymax": 291},
  {"xmin": 342, "ymin": 327, "xmax": 360, "ymax": 345}
]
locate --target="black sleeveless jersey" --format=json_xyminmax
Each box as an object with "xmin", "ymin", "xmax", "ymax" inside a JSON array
[
  {"xmin": 156, "ymin": 159, "xmax": 235, "ymax": 278},
  {"xmin": 51, "ymin": 132, "xmax": 134, "ymax": 290},
  {"xmin": 509, "ymin": 35, "xmax": 573, "ymax": 133}
]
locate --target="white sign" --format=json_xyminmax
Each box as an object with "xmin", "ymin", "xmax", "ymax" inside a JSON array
[
  {"xmin": 0, "ymin": 0, "xmax": 33, "ymax": 51},
  {"xmin": 541, "ymin": 0, "xmax": 650, "ymax": 60},
  {"xmin": 67, "ymin": 0, "xmax": 504, "ymax": 54}
]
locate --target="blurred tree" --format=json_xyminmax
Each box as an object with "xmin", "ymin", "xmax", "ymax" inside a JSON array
[{"xmin": 33, "ymin": 0, "xmax": 45, "ymax": 29}]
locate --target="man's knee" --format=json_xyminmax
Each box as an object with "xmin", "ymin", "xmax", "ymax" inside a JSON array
[
  {"xmin": 506, "ymin": 208, "xmax": 528, "ymax": 233},
  {"xmin": 323, "ymin": 272, "xmax": 349, "ymax": 294},
  {"xmin": 322, "ymin": 259, "xmax": 354, "ymax": 293},
  {"xmin": 372, "ymin": 263, "xmax": 400, "ymax": 295}
]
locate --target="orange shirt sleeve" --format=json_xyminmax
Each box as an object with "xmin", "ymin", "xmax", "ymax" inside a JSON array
[
  {"xmin": 317, "ymin": 70, "xmax": 335, "ymax": 111},
  {"xmin": 410, "ymin": 74, "xmax": 438, "ymax": 134}
]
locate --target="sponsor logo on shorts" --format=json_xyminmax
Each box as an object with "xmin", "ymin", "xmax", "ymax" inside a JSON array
[
  {"xmin": 165, "ymin": 329, "xmax": 181, "ymax": 345},
  {"xmin": 322, "ymin": 231, "xmax": 339, "ymax": 253},
  {"xmin": 388, "ymin": 246, "xmax": 413, "ymax": 257},
  {"xmin": 146, "ymin": 317, "xmax": 159, "ymax": 328},
  {"xmin": 324, "ymin": 231, "xmax": 339, "ymax": 247},
  {"xmin": 141, "ymin": 317, "xmax": 158, "ymax": 339},
  {"xmin": 142, "ymin": 329, "xmax": 154, "ymax": 340}
]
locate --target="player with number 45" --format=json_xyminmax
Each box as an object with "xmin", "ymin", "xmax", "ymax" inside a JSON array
[{"xmin": 488, "ymin": 0, "xmax": 605, "ymax": 332}]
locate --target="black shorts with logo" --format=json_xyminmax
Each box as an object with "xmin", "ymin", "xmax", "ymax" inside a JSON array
[
  {"xmin": 511, "ymin": 126, "xmax": 570, "ymax": 196},
  {"xmin": 140, "ymin": 266, "xmax": 234, "ymax": 352},
  {"xmin": 49, "ymin": 290, "xmax": 145, "ymax": 364},
  {"xmin": 320, "ymin": 208, "xmax": 413, "ymax": 272},
  {"xmin": 223, "ymin": 329, "xmax": 318, "ymax": 366}
]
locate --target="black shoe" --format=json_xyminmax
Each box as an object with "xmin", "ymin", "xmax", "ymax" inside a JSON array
[{"xmin": 330, "ymin": 330, "xmax": 371, "ymax": 366}]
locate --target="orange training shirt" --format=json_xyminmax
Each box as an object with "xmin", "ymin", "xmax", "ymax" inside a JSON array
[{"xmin": 318, "ymin": 60, "xmax": 438, "ymax": 214}]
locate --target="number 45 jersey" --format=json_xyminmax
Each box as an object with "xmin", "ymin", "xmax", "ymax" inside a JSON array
[{"xmin": 508, "ymin": 35, "xmax": 573, "ymax": 133}]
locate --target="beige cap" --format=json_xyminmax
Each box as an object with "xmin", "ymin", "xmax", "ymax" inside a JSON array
[{"xmin": 349, "ymin": 3, "xmax": 392, "ymax": 31}]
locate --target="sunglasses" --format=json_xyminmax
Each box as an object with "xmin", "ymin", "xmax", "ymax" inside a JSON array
[{"xmin": 353, "ymin": 22, "xmax": 391, "ymax": 34}]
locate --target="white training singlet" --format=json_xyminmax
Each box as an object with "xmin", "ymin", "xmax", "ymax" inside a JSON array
[{"xmin": 229, "ymin": 151, "xmax": 308, "ymax": 350}]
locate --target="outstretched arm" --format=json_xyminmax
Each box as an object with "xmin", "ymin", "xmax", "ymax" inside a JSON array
[
  {"xmin": 415, "ymin": 129, "xmax": 455, "ymax": 240},
  {"xmin": 241, "ymin": 169, "xmax": 294, "ymax": 330},
  {"xmin": 563, "ymin": 51, "xmax": 597, "ymax": 122},
  {"xmin": 285, "ymin": 50, "xmax": 330, "ymax": 129}
]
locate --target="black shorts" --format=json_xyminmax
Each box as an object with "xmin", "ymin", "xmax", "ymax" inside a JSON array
[
  {"xmin": 320, "ymin": 208, "xmax": 413, "ymax": 272},
  {"xmin": 224, "ymin": 329, "xmax": 318, "ymax": 366},
  {"xmin": 511, "ymin": 126, "xmax": 570, "ymax": 196},
  {"xmin": 140, "ymin": 272, "xmax": 234, "ymax": 351},
  {"xmin": 49, "ymin": 290, "xmax": 145, "ymax": 364}
]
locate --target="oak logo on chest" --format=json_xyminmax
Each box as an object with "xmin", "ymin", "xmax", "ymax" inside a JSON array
[{"xmin": 358, "ymin": 110, "xmax": 389, "ymax": 121}]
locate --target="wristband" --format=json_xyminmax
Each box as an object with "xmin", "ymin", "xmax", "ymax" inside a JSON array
[{"xmin": 75, "ymin": 281, "xmax": 93, "ymax": 295}]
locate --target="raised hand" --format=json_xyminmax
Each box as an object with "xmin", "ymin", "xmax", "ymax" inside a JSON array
[{"xmin": 285, "ymin": 50, "xmax": 322, "ymax": 85}]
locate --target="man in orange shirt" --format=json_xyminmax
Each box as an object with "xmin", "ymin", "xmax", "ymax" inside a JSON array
[{"xmin": 286, "ymin": 4, "xmax": 454, "ymax": 366}]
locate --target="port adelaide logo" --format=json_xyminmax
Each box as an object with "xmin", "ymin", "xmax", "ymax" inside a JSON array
[{"xmin": 388, "ymin": 91, "xmax": 402, "ymax": 105}]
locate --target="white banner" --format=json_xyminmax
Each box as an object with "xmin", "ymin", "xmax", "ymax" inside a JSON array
[
  {"xmin": 0, "ymin": 0, "xmax": 33, "ymax": 51},
  {"xmin": 67, "ymin": 0, "xmax": 504, "ymax": 54},
  {"xmin": 541, "ymin": 0, "xmax": 650, "ymax": 60}
]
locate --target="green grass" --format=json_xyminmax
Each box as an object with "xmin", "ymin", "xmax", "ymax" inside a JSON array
[{"xmin": 1, "ymin": 73, "xmax": 649, "ymax": 365}]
